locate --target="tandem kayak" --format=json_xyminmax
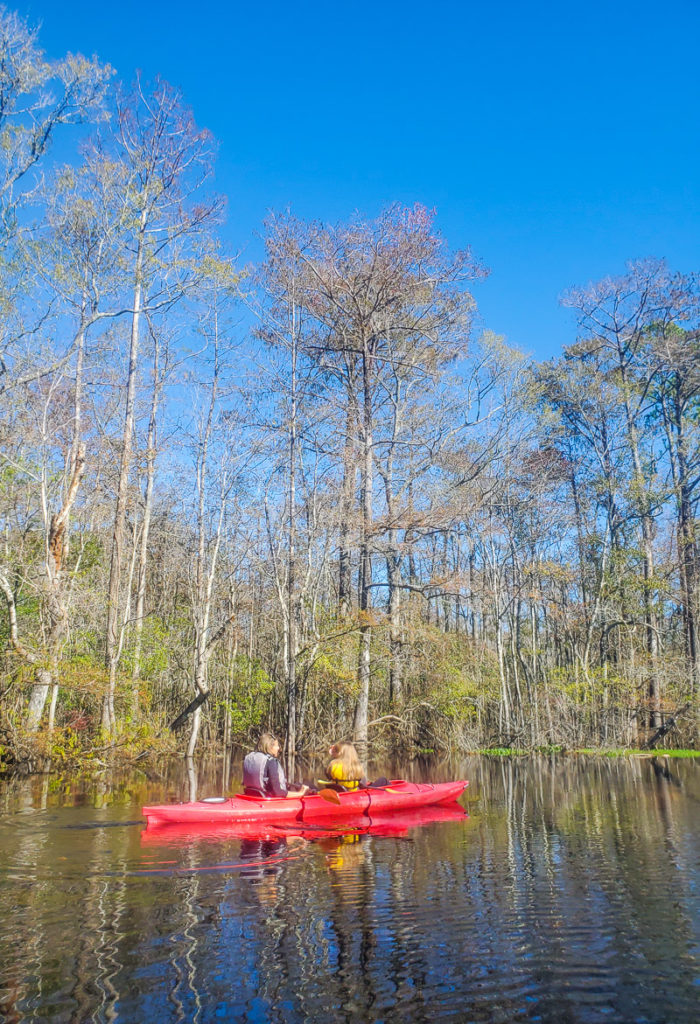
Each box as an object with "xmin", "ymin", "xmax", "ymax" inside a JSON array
[
  {"xmin": 142, "ymin": 779, "xmax": 468, "ymax": 827},
  {"xmin": 140, "ymin": 802, "xmax": 468, "ymax": 846}
]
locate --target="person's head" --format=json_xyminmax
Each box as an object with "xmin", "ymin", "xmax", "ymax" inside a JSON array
[
  {"xmin": 259, "ymin": 731, "xmax": 280, "ymax": 757},
  {"xmin": 328, "ymin": 740, "xmax": 364, "ymax": 780}
]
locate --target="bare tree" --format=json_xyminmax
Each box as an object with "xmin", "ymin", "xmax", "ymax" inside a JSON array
[
  {"xmin": 0, "ymin": 7, "xmax": 111, "ymax": 391},
  {"xmin": 102, "ymin": 79, "xmax": 222, "ymax": 735},
  {"xmin": 256, "ymin": 205, "xmax": 483, "ymax": 749},
  {"xmin": 562, "ymin": 260, "xmax": 696, "ymax": 728},
  {"xmin": 184, "ymin": 261, "xmax": 241, "ymax": 756}
]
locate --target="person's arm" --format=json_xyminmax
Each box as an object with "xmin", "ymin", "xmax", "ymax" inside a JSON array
[
  {"xmin": 286, "ymin": 784, "xmax": 308, "ymax": 798},
  {"xmin": 268, "ymin": 758, "xmax": 307, "ymax": 798},
  {"xmin": 266, "ymin": 758, "xmax": 287, "ymax": 797}
]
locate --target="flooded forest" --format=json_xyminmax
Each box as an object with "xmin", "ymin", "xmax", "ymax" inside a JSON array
[
  {"xmin": 1, "ymin": 755, "xmax": 698, "ymax": 1023},
  {"xmin": 0, "ymin": 7, "xmax": 698, "ymax": 776}
]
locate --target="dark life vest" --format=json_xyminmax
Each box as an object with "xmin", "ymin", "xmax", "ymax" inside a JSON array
[{"xmin": 243, "ymin": 751, "xmax": 287, "ymax": 797}]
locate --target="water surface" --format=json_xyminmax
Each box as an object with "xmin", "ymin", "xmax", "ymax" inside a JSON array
[{"xmin": 0, "ymin": 755, "xmax": 697, "ymax": 1022}]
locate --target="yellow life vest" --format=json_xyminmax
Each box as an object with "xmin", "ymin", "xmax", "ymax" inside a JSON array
[{"xmin": 317, "ymin": 761, "xmax": 362, "ymax": 791}]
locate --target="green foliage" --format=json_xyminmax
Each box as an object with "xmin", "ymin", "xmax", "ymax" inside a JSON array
[
  {"xmin": 575, "ymin": 748, "xmax": 699, "ymax": 757},
  {"xmin": 479, "ymin": 747, "xmax": 528, "ymax": 756},
  {"xmin": 71, "ymin": 535, "xmax": 103, "ymax": 573},
  {"xmin": 121, "ymin": 618, "xmax": 170, "ymax": 683},
  {"xmin": 219, "ymin": 655, "xmax": 276, "ymax": 739},
  {"xmin": 307, "ymin": 648, "xmax": 359, "ymax": 699},
  {"xmin": 406, "ymin": 625, "xmax": 496, "ymax": 718}
]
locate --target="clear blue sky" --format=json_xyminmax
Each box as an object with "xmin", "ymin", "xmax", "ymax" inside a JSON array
[{"xmin": 16, "ymin": 0, "xmax": 700, "ymax": 358}]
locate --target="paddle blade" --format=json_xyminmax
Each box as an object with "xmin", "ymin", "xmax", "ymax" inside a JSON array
[{"xmin": 317, "ymin": 788, "xmax": 342, "ymax": 805}]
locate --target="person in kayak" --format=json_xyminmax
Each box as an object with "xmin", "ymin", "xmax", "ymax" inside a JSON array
[
  {"xmin": 321, "ymin": 741, "xmax": 368, "ymax": 791},
  {"xmin": 243, "ymin": 732, "xmax": 309, "ymax": 798}
]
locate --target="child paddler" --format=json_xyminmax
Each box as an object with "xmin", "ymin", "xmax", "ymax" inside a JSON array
[{"xmin": 319, "ymin": 741, "xmax": 368, "ymax": 792}]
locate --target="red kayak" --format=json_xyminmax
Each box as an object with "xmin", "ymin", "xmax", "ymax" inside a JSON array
[
  {"xmin": 140, "ymin": 801, "xmax": 468, "ymax": 845},
  {"xmin": 142, "ymin": 779, "xmax": 467, "ymax": 828}
]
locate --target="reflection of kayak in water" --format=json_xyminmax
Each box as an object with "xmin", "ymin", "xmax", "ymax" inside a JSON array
[
  {"xmin": 140, "ymin": 801, "xmax": 468, "ymax": 846},
  {"xmin": 142, "ymin": 779, "xmax": 467, "ymax": 827},
  {"xmin": 238, "ymin": 836, "xmax": 290, "ymax": 882}
]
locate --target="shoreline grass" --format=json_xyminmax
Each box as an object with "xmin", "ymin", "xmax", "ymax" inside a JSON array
[{"xmin": 475, "ymin": 746, "xmax": 699, "ymax": 757}]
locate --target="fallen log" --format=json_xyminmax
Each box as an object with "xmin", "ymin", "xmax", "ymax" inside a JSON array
[
  {"xmin": 644, "ymin": 703, "xmax": 690, "ymax": 750},
  {"xmin": 169, "ymin": 691, "xmax": 209, "ymax": 732}
]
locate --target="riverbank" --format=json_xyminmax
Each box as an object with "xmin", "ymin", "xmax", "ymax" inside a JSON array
[
  {"xmin": 477, "ymin": 746, "xmax": 699, "ymax": 757},
  {"xmin": 1, "ymin": 724, "xmax": 697, "ymax": 783}
]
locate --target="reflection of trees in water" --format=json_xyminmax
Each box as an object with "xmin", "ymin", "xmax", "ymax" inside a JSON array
[
  {"xmin": 463, "ymin": 755, "xmax": 699, "ymax": 1021},
  {"xmin": 384, "ymin": 840, "xmax": 434, "ymax": 1024},
  {"xmin": 69, "ymin": 859, "xmax": 103, "ymax": 1024},
  {"xmin": 0, "ymin": 777, "xmax": 49, "ymax": 1022},
  {"xmin": 0, "ymin": 781, "xmax": 134, "ymax": 1023},
  {"xmin": 243, "ymin": 829, "xmax": 451, "ymax": 1021},
  {"xmin": 243, "ymin": 863, "xmax": 294, "ymax": 1011},
  {"xmin": 325, "ymin": 835, "xmax": 380, "ymax": 1019},
  {"xmin": 91, "ymin": 823, "xmax": 126, "ymax": 1023},
  {"xmin": 173, "ymin": 851, "xmax": 205, "ymax": 1024},
  {"xmin": 229, "ymin": 831, "xmax": 383, "ymax": 1019},
  {"xmin": 0, "ymin": 756, "xmax": 698, "ymax": 1021},
  {"xmin": 64, "ymin": 782, "xmax": 129, "ymax": 1023}
]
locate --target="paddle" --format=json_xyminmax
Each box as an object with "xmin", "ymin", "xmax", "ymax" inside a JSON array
[
  {"xmin": 317, "ymin": 787, "xmax": 342, "ymax": 805},
  {"xmin": 293, "ymin": 786, "xmax": 341, "ymax": 825}
]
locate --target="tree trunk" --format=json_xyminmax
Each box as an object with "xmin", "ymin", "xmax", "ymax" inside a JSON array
[
  {"xmin": 339, "ymin": 381, "xmax": 357, "ymax": 618},
  {"xmin": 670, "ymin": 385, "xmax": 700, "ymax": 705},
  {"xmin": 286, "ymin": 319, "xmax": 298, "ymax": 780},
  {"xmin": 620, "ymin": 365, "xmax": 660, "ymax": 728},
  {"xmin": 131, "ymin": 330, "xmax": 161, "ymax": 717},
  {"xmin": 104, "ymin": 217, "xmax": 146, "ymax": 735},
  {"xmin": 353, "ymin": 336, "xmax": 373, "ymax": 751},
  {"xmin": 25, "ymin": 668, "xmax": 52, "ymax": 732},
  {"xmin": 25, "ymin": 446, "xmax": 86, "ymax": 731},
  {"xmin": 383, "ymin": 472, "xmax": 402, "ymax": 703}
]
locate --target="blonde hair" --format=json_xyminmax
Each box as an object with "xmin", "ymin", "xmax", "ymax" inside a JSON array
[
  {"xmin": 258, "ymin": 731, "xmax": 279, "ymax": 756},
  {"xmin": 328, "ymin": 741, "xmax": 364, "ymax": 781}
]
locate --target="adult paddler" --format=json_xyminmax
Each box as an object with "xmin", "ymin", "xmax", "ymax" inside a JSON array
[{"xmin": 243, "ymin": 731, "xmax": 309, "ymax": 798}]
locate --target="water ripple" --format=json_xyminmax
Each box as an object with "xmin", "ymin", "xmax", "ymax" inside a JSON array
[{"xmin": 1, "ymin": 757, "xmax": 698, "ymax": 1022}]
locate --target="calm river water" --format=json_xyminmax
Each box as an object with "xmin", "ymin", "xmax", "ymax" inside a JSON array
[{"xmin": 0, "ymin": 755, "xmax": 697, "ymax": 1023}]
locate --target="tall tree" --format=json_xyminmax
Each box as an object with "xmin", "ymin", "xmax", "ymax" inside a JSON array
[
  {"xmin": 185, "ymin": 257, "xmax": 241, "ymax": 756},
  {"xmin": 562, "ymin": 260, "xmax": 695, "ymax": 728},
  {"xmin": 0, "ymin": 7, "xmax": 111, "ymax": 390},
  {"xmin": 261, "ymin": 204, "xmax": 483, "ymax": 749},
  {"xmin": 651, "ymin": 322, "xmax": 700, "ymax": 708},
  {"xmin": 102, "ymin": 79, "xmax": 221, "ymax": 734}
]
